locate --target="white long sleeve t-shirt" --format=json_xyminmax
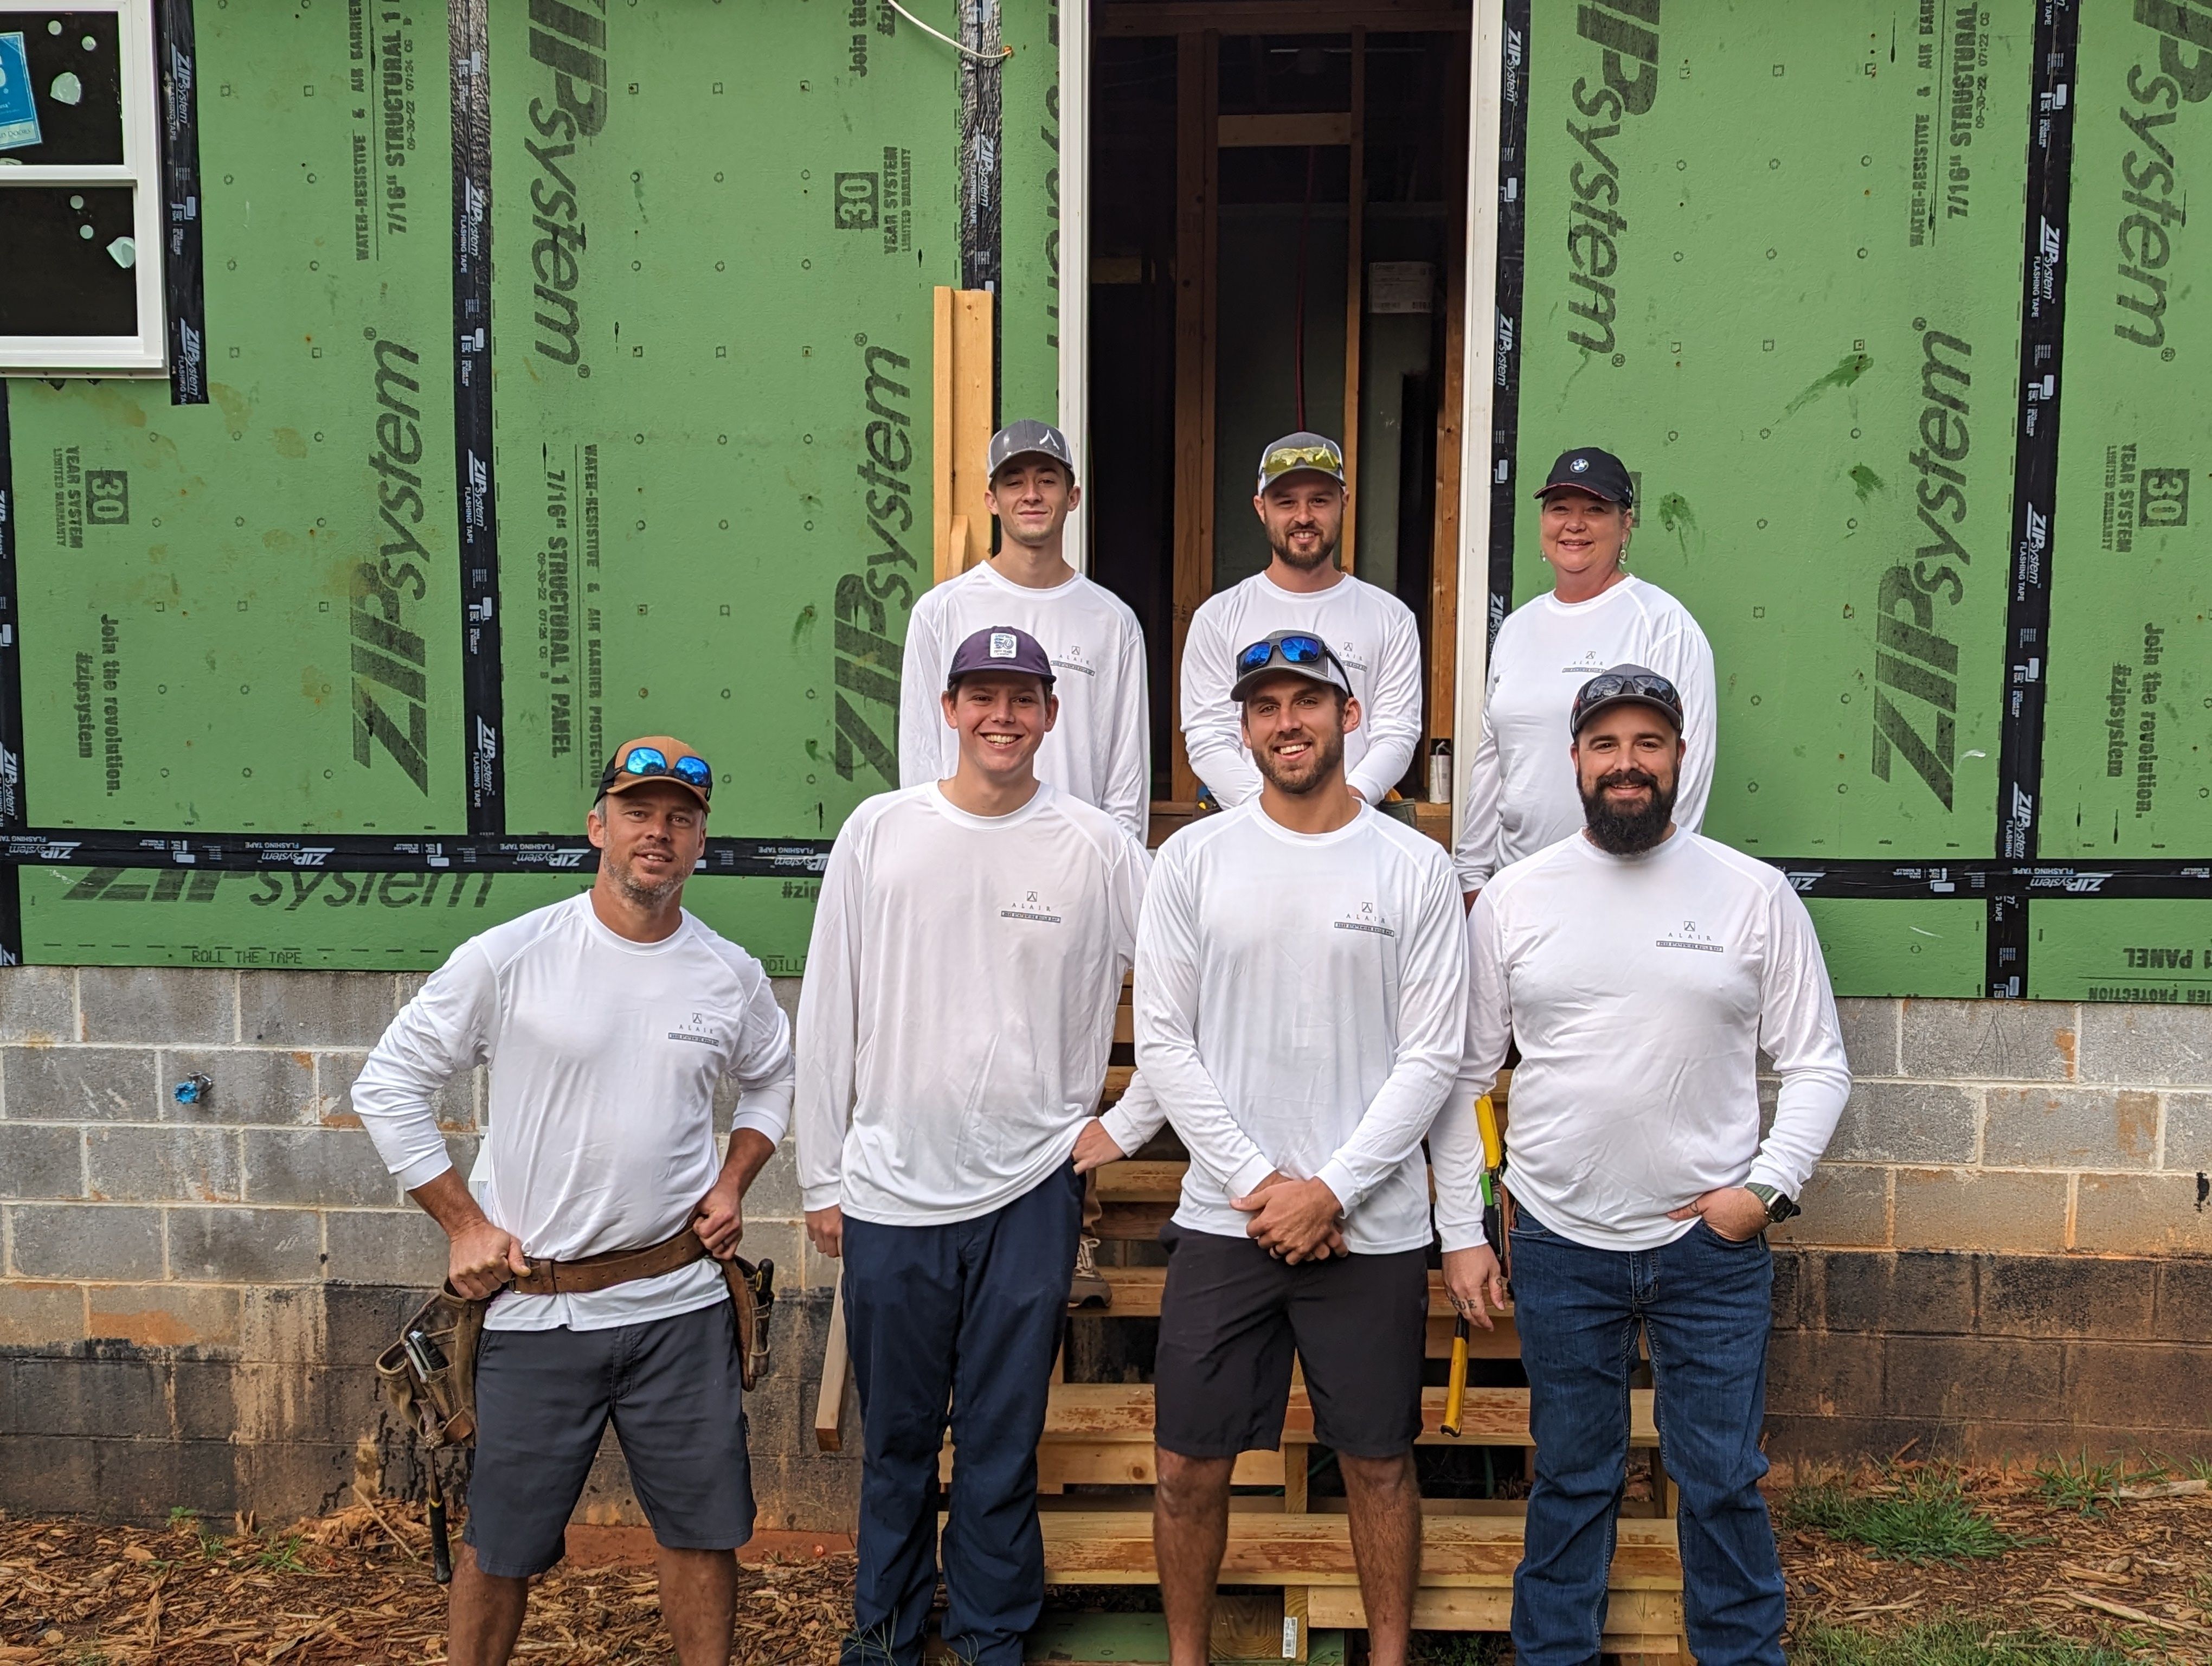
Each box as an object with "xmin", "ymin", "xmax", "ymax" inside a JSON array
[
  {"xmin": 898, "ymin": 560, "xmax": 1152, "ymax": 843},
  {"xmin": 1454, "ymin": 575, "xmax": 1716, "ymax": 891},
  {"xmin": 1134, "ymin": 800, "xmax": 1468, "ymax": 1255},
  {"xmin": 796, "ymin": 781, "xmax": 1148, "ymax": 1225},
  {"xmin": 1432, "ymin": 829, "xmax": 1850, "ymax": 1254},
  {"xmin": 1180, "ymin": 571, "xmax": 1424, "ymax": 808},
  {"xmin": 351, "ymin": 894, "xmax": 796, "ymax": 1332}
]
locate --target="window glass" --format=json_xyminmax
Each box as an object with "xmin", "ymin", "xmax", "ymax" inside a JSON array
[
  {"xmin": 0, "ymin": 13, "xmax": 125, "ymax": 165},
  {"xmin": 0, "ymin": 185, "xmax": 137, "ymax": 334}
]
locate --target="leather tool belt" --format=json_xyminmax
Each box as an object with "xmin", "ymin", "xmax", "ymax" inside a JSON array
[{"xmin": 376, "ymin": 1227, "xmax": 779, "ymax": 1451}]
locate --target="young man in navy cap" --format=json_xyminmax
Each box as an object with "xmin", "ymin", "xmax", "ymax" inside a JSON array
[
  {"xmin": 799, "ymin": 626, "xmax": 1148, "ymax": 1666},
  {"xmin": 1179, "ymin": 432, "xmax": 1425, "ymax": 809},
  {"xmin": 1435, "ymin": 668, "xmax": 1848, "ymax": 1666}
]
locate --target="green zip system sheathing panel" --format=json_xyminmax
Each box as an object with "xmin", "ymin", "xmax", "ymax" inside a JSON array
[
  {"xmin": 10, "ymin": 5, "xmax": 466, "ymax": 835},
  {"xmin": 1515, "ymin": 0, "xmax": 2031, "ymax": 862},
  {"xmin": 2038, "ymin": 8, "xmax": 2211, "ymax": 862}
]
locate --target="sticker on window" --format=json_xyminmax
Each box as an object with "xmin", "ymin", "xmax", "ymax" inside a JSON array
[{"xmin": 0, "ymin": 32, "xmax": 44, "ymax": 152}]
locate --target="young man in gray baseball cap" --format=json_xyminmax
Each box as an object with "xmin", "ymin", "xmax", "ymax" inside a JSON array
[{"xmin": 896, "ymin": 420, "xmax": 1160, "ymax": 1308}]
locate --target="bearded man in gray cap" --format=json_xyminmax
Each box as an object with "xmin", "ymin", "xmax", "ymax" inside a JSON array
[{"xmin": 1180, "ymin": 432, "xmax": 1425, "ymax": 809}]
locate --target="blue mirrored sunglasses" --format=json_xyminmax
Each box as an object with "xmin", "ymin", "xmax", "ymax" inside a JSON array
[
  {"xmin": 607, "ymin": 745, "xmax": 713, "ymax": 799},
  {"xmin": 1237, "ymin": 633, "xmax": 1335, "ymax": 676}
]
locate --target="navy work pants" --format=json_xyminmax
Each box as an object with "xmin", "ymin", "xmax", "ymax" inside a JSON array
[{"xmin": 840, "ymin": 1161, "xmax": 1082, "ymax": 1666}]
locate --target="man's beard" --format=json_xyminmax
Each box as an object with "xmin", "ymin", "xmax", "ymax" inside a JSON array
[
  {"xmin": 606, "ymin": 848, "xmax": 685, "ymax": 909},
  {"xmin": 1254, "ymin": 722, "xmax": 1346, "ymax": 796},
  {"xmin": 1269, "ymin": 520, "xmax": 1341, "ymax": 572},
  {"xmin": 1580, "ymin": 768, "xmax": 1677, "ymax": 854}
]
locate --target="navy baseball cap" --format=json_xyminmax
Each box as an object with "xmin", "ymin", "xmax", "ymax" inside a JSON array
[
  {"xmin": 987, "ymin": 420, "xmax": 1077, "ymax": 482},
  {"xmin": 1535, "ymin": 446, "xmax": 1634, "ymax": 507},
  {"xmin": 1256, "ymin": 432, "xmax": 1347, "ymax": 492},
  {"xmin": 946, "ymin": 625, "xmax": 1056, "ymax": 690},
  {"xmin": 1570, "ymin": 664, "xmax": 1683, "ymax": 737}
]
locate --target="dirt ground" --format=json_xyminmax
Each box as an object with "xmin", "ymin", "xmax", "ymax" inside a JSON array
[{"xmin": 2, "ymin": 1465, "xmax": 2208, "ymax": 1663}]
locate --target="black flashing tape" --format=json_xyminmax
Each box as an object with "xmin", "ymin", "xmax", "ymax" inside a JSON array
[
  {"xmin": 0, "ymin": 383, "xmax": 21, "ymax": 963},
  {"xmin": 156, "ymin": 0, "xmax": 208, "ymax": 405},
  {"xmin": 0, "ymin": 831, "xmax": 833, "ymax": 879},
  {"xmin": 1988, "ymin": 0, "xmax": 2081, "ymax": 995},
  {"xmin": 1487, "ymin": 0, "xmax": 1530, "ymax": 651},
  {"xmin": 451, "ymin": 0, "xmax": 504, "ymax": 833}
]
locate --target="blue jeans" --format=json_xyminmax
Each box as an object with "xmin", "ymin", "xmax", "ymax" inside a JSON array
[
  {"xmin": 1508, "ymin": 1206, "xmax": 1785, "ymax": 1666},
  {"xmin": 840, "ymin": 1162, "xmax": 1083, "ymax": 1666}
]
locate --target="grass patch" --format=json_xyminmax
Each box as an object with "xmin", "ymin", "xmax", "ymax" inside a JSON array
[
  {"xmin": 1792, "ymin": 1619, "xmax": 2138, "ymax": 1665},
  {"xmin": 2032, "ymin": 1452, "xmax": 2124, "ymax": 1517},
  {"xmin": 1781, "ymin": 1468, "xmax": 2021, "ymax": 1564}
]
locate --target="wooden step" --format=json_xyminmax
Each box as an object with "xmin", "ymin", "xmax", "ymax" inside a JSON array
[
  {"xmin": 1038, "ymin": 1509, "xmax": 1682, "ymax": 1589},
  {"xmin": 1078, "ymin": 1266, "xmax": 1525, "ymax": 1361},
  {"xmin": 949, "ymin": 1384, "xmax": 1655, "ymax": 1488}
]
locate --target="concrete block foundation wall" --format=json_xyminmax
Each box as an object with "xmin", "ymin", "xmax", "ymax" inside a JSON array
[{"xmin": 1, "ymin": 969, "xmax": 2208, "ymax": 1528}]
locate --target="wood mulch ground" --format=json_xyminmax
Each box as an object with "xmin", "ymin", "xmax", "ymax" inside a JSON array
[
  {"xmin": 0, "ymin": 1504, "xmax": 851, "ymax": 1664},
  {"xmin": 1774, "ymin": 1462, "xmax": 2212, "ymax": 1664},
  {"xmin": 3, "ymin": 1464, "xmax": 2209, "ymax": 1663}
]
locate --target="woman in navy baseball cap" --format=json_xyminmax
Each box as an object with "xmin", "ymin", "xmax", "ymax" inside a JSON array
[{"xmin": 1450, "ymin": 446, "xmax": 1718, "ymax": 903}]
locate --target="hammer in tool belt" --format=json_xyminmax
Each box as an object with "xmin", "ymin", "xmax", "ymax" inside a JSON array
[{"xmin": 1442, "ymin": 1092, "xmax": 1506, "ymax": 1440}]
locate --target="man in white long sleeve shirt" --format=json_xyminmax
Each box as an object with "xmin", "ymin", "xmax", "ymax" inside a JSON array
[
  {"xmin": 899, "ymin": 421, "xmax": 1150, "ymax": 842},
  {"xmin": 351, "ymin": 736, "xmax": 796, "ymax": 1666},
  {"xmin": 896, "ymin": 420, "xmax": 1156, "ymax": 1309},
  {"xmin": 1180, "ymin": 433, "xmax": 1424, "ymax": 807},
  {"xmin": 1454, "ymin": 447, "xmax": 1718, "ymax": 896},
  {"xmin": 799, "ymin": 626, "xmax": 1146, "ymax": 1666},
  {"xmin": 1137, "ymin": 630, "xmax": 1466, "ymax": 1666},
  {"xmin": 1432, "ymin": 669, "xmax": 1850, "ymax": 1666}
]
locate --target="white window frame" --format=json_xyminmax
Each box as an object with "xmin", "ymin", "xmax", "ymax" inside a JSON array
[{"xmin": 0, "ymin": 0, "xmax": 168, "ymax": 375}]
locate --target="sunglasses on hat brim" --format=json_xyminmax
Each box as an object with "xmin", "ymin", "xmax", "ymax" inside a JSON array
[
  {"xmin": 599, "ymin": 745, "xmax": 713, "ymax": 801},
  {"xmin": 1574, "ymin": 672, "xmax": 1680, "ymax": 729},
  {"xmin": 1258, "ymin": 445, "xmax": 1345, "ymax": 485},
  {"xmin": 1236, "ymin": 633, "xmax": 1351, "ymax": 690}
]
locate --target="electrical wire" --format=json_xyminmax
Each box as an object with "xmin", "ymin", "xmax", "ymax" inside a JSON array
[
  {"xmin": 885, "ymin": 0, "xmax": 1014, "ymax": 63},
  {"xmin": 1293, "ymin": 145, "xmax": 1315, "ymax": 428}
]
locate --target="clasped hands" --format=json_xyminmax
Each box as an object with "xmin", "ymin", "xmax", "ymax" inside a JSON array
[{"xmin": 1234, "ymin": 1171, "xmax": 1346, "ymax": 1263}]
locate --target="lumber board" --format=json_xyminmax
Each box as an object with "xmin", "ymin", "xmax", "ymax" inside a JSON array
[
  {"xmin": 1036, "ymin": 1511, "xmax": 1682, "ymax": 1587},
  {"xmin": 1020, "ymin": 1382, "xmax": 1656, "ymax": 1447},
  {"xmin": 1304, "ymin": 1583, "xmax": 1682, "ymax": 1644}
]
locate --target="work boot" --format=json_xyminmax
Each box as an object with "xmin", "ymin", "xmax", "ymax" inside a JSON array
[{"xmin": 1068, "ymin": 1234, "xmax": 1112, "ymax": 1310}]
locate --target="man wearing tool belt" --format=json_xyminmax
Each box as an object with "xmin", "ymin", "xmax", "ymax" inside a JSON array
[
  {"xmin": 353, "ymin": 736, "xmax": 796, "ymax": 1666},
  {"xmin": 1432, "ymin": 669, "xmax": 1850, "ymax": 1666},
  {"xmin": 799, "ymin": 625, "xmax": 1147, "ymax": 1666}
]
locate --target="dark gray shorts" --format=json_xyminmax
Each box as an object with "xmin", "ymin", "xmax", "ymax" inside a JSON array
[
  {"xmin": 1153, "ymin": 1224, "xmax": 1428, "ymax": 1461},
  {"xmin": 465, "ymin": 1298, "xmax": 754, "ymax": 1577}
]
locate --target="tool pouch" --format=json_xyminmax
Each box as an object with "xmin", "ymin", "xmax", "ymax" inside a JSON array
[
  {"xmin": 722, "ymin": 1255, "xmax": 776, "ymax": 1392},
  {"xmin": 376, "ymin": 1284, "xmax": 488, "ymax": 1449}
]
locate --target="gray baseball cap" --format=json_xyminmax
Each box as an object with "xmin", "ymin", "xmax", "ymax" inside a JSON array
[
  {"xmin": 1256, "ymin": 431, "xmax": 1347, "ymax": 492},
  {"xmin": 987, "ymin": 420, "xmax": 1077, "ymax": 482}
]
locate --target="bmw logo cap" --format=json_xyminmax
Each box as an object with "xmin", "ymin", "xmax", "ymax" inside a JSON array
[{"xmin": 1535, "ymin": 446, "xmax": 1634, "ymax": 508}]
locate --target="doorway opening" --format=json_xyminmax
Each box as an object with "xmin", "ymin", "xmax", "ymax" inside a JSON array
[{"xmin": 1084, "ymin": 7, "xmax": 1474, "ymax": 813}]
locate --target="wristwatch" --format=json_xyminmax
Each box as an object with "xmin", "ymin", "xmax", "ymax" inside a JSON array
[{"xmin": 1744, "ymin": 1183, "xmax": 1800, "ymax": 1225}]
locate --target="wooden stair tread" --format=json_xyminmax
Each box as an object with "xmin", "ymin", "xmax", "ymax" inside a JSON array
[
  {"xmin": 1026, "ymin": 1382, "xmax": 1657, "ymax": 1446},
  {"xmin": 1086, "ymin": 1264, "xmax": 1510, "ymax": 1321},
  {"xmin": 1037, "ymin": 1510, "xmax": 1681, "ymax": 1587}
]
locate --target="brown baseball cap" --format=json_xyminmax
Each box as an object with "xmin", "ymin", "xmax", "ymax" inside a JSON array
[{"xmin": 597, "ymin": 735, "xmax": 713, "ymax": 808}]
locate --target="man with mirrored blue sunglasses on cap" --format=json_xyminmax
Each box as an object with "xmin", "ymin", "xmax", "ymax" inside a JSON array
[
  {"xmin": 352, "ymin": 735, "xmax": 796, "ymax": 1666},
  {"xmin": 1179, "ymin": 432, "xmax": 1425, "ymax": 810},
  {"xmin": 1136, "ymin": 628, "xmax": 1466, "ymax": 1666},
  {"xmin": 799, "ymin": 626, "xmax": 1149, "ymax": 1666}
]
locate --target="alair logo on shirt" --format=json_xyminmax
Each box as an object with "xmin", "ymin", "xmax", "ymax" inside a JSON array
[
  {"xmin": 1655, "ymin": 919, "xmax": 1724, "ymax": 954},
  {"xmin": 1562, "ymin": 648, "xmax": 1609, "ymax": 675},
  {"xmin": 666, "ymin": 1010, "xmax": 720, "ymax": 1047},
  {"xmin": 1051, "ymin": 642, "xmax": 1098, "ymax": 678},
  {"xmin": 1001, "ymin": 888, "xmax": 1064, "ymax": 925},
  {"xmin": 1333, "ymin": 901, "xmax": 1396, "ymax": 938}
]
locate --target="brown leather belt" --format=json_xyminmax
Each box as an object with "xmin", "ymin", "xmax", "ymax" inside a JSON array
[{"xmin": 507, "ymin": 1226, "xmax": 710, "ymax": 1297}]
